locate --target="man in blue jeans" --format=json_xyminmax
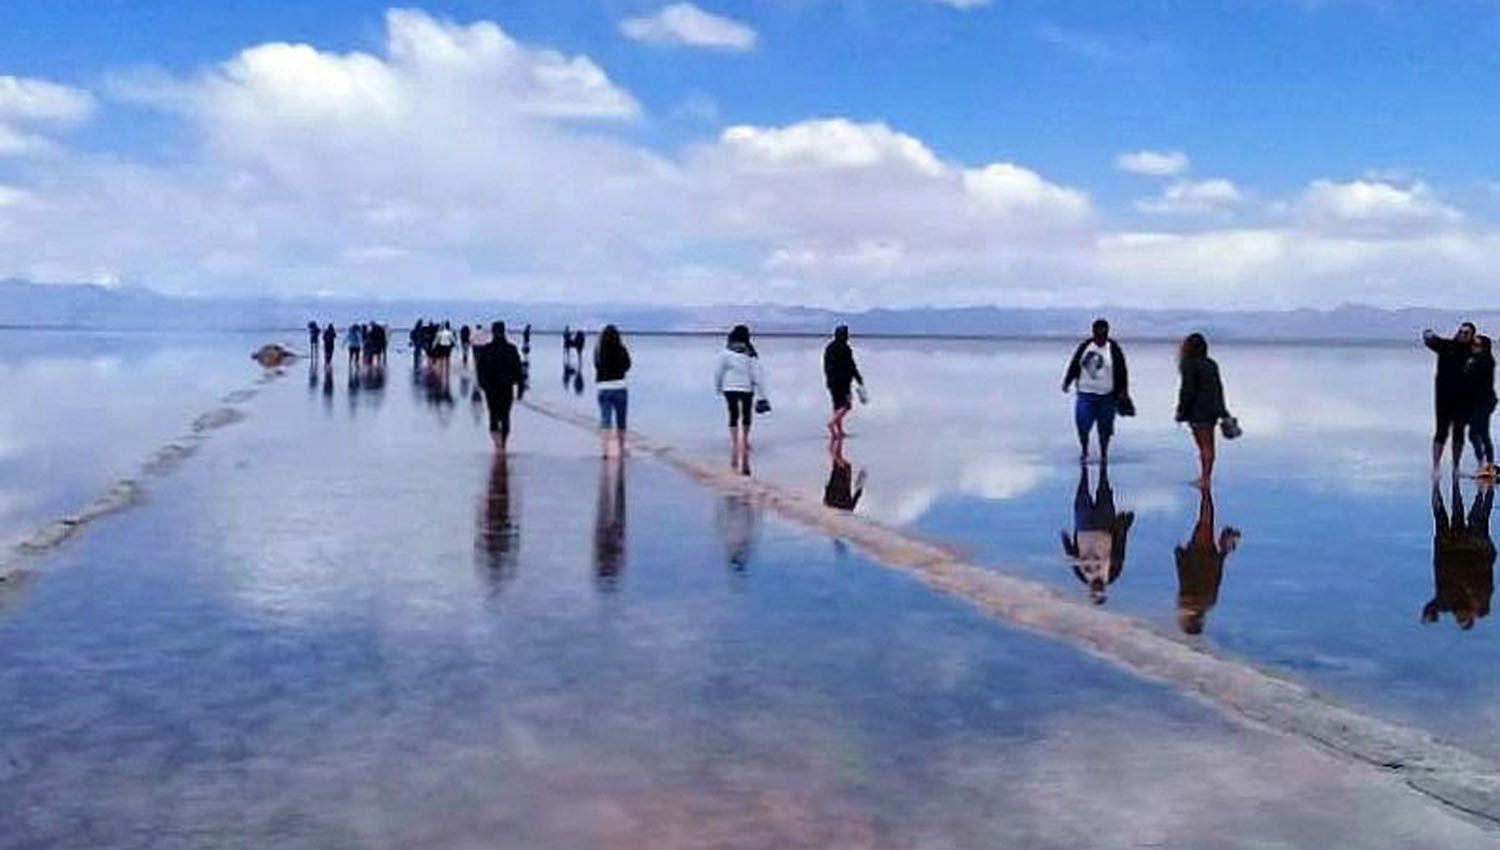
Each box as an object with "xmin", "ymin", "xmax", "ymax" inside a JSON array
[{"xmin": 1062, "ymin": 318, "xmax": 1131, "ymax": 464}]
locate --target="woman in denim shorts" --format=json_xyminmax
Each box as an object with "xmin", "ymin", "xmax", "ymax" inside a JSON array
[{"xmin": 594, "ymin": 325, "xmax": 632, "ymax": 457}]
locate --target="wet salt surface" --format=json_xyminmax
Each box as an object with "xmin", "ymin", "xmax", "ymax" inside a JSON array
[
  {"xmin": 2, "ymin": 350, "xmax": 1493, "ymax": 848},
  {"xmin": 541, "ymin": 334, "xmax": 1500, "ymax": 759},
  {"xmin": 0, "ymin": 329, "xmax": 286, "ymax": 549}
]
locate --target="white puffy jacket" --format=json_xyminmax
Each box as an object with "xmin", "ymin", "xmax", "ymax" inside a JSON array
[{"xmin": 714, "ymin": 345, "xmax": 765, "ymax": 397}]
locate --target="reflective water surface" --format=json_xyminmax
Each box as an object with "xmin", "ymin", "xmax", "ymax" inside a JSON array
[{"xmin": 1, "ymin": 329, "xmax": 1498, "ymax": 847}]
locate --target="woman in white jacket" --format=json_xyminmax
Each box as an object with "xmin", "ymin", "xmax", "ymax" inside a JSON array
[{"xmin": 715, "ymin": 324, "xmax": 766, "ymax": 472}]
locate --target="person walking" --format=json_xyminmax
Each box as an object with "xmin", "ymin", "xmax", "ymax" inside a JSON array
[
  {"xmin": 459, "ymin": 324, "xmax": 472, "ymax": 366},
  {"xmin": 1469, "ymin": 334, "xmax": 1497, "ymax": 480},
  {"xmin": 1062, "ymin": 318, "xmax": 1131, "ymax": 464},
  {"xmin": 475, "ymin": 321, "xmax": 525, "ymax": 451},
  {"xmin": 322, "ymin": 323, "xmax": 337, "ymax": 366},
  {"xmin": 594, "ymin": 325, "xmax": 631, "ymax": 457},
  {"xmin": 307, "ymin": 321, "xmax": 321, "ymax": 360},
  {"xmin": 715, "ymin": 325, "xmax": 766, "ymax": 473},
  {"xmin": 433, "ymin": 322, "xmax": 456, "ymax": 375},
  {"xmin": 1425, "ymin": 322, "xmax": 1478, "ymax": 475},
  {"xmin": 1175, "ymin": 333, "xmax": 1230, "ymax": 489},
  {"xmin": 823, "ymin": 325, "xmax": 865, "ymax": 439},
  {"xmin": 347, "ymin": 323, "xmax": 365, "ymax": 370}
]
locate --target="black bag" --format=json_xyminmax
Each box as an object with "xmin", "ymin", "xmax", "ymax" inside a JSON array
[
  {"xmin": 1116, "ymin": 393, "xmax": 1136, "ymax": 418},
  {"xmin": 1219, "ymin": 415, "xmax": 1242, "ymax": 440},
  {"xmin": 754, "ymin": 398, "xmax": 772, "ymax": 415}
]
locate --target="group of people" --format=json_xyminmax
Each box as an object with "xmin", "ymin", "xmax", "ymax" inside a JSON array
[
  {"xmin": 308, "ymin": 321, "xmax": 390, "ymax": 370},
  {"xmin": 1425, "ymin": 322, "xmax": 1497, "ymax": 479}
]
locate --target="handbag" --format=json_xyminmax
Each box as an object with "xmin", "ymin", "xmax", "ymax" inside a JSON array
[
  {"xmin": 1219, "ymin": 415, "xmax": 1242, "ymax": 440},
  {"xmin": 855, "ymin": 384, "xmax": 869, "ymax": 405},
  {"xmin": 755, "ymin": 398, "xmax": 772, "ymax": 415},
  {"xmin": 1116, "ymin": 393, "xmax": 1136, "ymax": 418}
]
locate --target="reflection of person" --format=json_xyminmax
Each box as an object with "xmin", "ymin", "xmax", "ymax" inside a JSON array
[
  {"xmin": 823, "ymin": 437, "xmax": 867, "ymax": 512},
  {"xmin": 475, "ymin": 321, "xmax": 525, "ymax": 451},
  {"xmin": 1423, "ymin": 479, "xmax": 1495, "ymax": 630},
  {"xmin": 1174, "ymin": 485, "xmax": 1241, "ymax": 635},
  {"xmin": 475, "ymin": 453, "xmax": 519, "ymax": 593},
  {"xmin": 593, "ymin": 454, "xmax": 627, "ymax": 590},
  {"xmin": 1424, "ymin": 322, "xmax": 1478, "ymax": 475},
  {"xmin": 1466, "ymin": 335, "xmax": 1497, "ymax": 480},
  {"xmin": 1175, "ymin": 333, "xmax": 1230, "ymax": 489},
  {"xmin": 716, "ymin": 494, "xmax": 758, "ymax": 572},
  {"xmin": 1062, "ymin": 318, "xmax": 1130, "ymax": 464},
  {"xmin": 1059, "ymin": 463, "xmax": 1134, "ymax": 604},
  {"xmin": 823, "ymin": 325, "xmax": 864, "ymax": 439}
]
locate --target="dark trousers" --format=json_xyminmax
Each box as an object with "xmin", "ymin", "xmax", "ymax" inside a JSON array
[{"xmin": 485, "ymin": 387, "xmax": 514, "ymax": 437}]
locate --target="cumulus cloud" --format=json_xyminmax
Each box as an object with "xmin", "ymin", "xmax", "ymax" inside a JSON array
[
  {"xmin": 1114, "ymin": 149, "xmax": 1190, "ymax": 177},
  {"xmin": 0, "ymin": 75, "xmax": 94, "ymax": 156},
  {"xmin": 1135, "ymin": 178, "xmax": 1243, "ymax": 215},
  {"xmin": 620, "ymin": 3, "xmax": 757, "ymax": 51},
  {"xmin": 1, "ymin": 7, "xmax": 1499, "ymax": 310}
]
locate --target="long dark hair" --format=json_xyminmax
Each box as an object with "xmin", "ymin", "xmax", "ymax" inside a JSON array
[
  {"xmin": 727, "ymin": 324, "xmax": 758, "ymax": 357},
  {"xmin": 598, "ymin": 324, "xmax": 626, "ymax": 360},
  {"xmin": 1179, "ymin": 332, "xmax": 1208, "ymax": 366}
]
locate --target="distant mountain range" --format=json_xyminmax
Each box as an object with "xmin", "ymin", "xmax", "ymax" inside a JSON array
[{"xmin": 0, "ymin": 278, "xmax": 1489, "ymax": 342}]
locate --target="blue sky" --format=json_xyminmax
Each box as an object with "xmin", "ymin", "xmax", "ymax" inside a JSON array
[{"xmin": 2, "ymin": 1, "xmax": 1499, "ymax": 307}]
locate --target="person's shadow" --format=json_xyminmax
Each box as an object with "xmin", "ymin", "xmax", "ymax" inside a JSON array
[
  {"xmin": 475, "ymin": 453, "xmax": 520, "ymax": 597},
  {"xmin": 594, "ymin": 455, "xmax": 627, "ymax": 591},
  {"xmin": 823, "ymin": 436, "xmax": 867, "ymax": 512},
  {"xmin": 1423, "ymin": 479, "xmax": 1495, "ymax": 630},
  {"xmin": 1174, "ymin": 483, "xmax": 1242, "ymax": 634},
  {"xmin": 1060, "ymin": 462, "xmax": 1135, "ymax": 605}
]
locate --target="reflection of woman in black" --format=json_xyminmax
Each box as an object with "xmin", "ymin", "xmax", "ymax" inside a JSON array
[
  {"xmin": 475, "ymin": 454, "xmax": 519, "ymax": 594},
  {"xmin": 593, "ymin": 455, "xmax": 627, "ymax": 590},
  {"xmin": 1175, "ymin": 485, "xmax": 1241, "ymax": 635},
  {"xmin": 1059, "ymin": 463, "xmax": 1134, "ymax": 604},
  {"xmin": 823, "ymin": 437, "xmax": 866, "ymax": 512},
  {"xmin": 1423, "ymin": 480, "xmax": 1495, "ymax": 630}
]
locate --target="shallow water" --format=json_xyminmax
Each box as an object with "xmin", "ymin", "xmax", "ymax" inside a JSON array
[
  {"xmin": 538, "ymin": 333, "xmax": 1500, "ymax": 759},
  {"xmin": 1, "ymin": 342, "xmax": 1492, "ymax": 848}
]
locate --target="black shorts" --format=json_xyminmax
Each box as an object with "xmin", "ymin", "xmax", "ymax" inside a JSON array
[
  {"xmin": 828, "ymin": 384, "xmax": 852, "ymax": 411},
  {"xmin": 725, "ymin": 391, "xmax": 753, "ymax": 429},
  {"xmin": 1436, "ymin": 406, "xmax": 1471, "ymax": 443}
]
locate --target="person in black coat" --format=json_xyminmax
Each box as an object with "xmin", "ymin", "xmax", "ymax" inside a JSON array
[
  {"xmin": 1424, "ymin": 322, "xmax": 1478, "ymax": 475},
  {"xmin": 823, "ymin": 325, "xmax": 864, "ymax": 439},
  {"xmin": 1466, "ymin": 334, "xmax": 1497, "ymax": 479},
  {"xmin": 474, "ymin": 321, "xmax": 525, "ymax": 451},
  {"xmin": 1175, "ymin": 333, "xmax": 1229, "ymax": 489}
]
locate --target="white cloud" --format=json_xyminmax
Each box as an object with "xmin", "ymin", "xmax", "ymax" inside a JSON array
[
  {"xmin": 717, "ymin": 118, "xmax": 944, "ymax": 176},
  {"xmin": 1295, "ymin": 178, "xmax": 1461, "ymax": 231},
  {"xmin": 963, "ymin": 163, "xmax": 1092, "ymax": 221},
  {"xmin": 1115, "ymin": 149, "xmax": 1190, "ymax": 177},
  {"xmin": 0, "ymin": 75, "xmax": 94, "ymax": 158},
  {"xmin": 1135, "ymin": 178, "xmax": 1243, "ymax": 215},
  {"xmin": 620, "ymin": 3, "xmax": 757, "ymax": 51}
]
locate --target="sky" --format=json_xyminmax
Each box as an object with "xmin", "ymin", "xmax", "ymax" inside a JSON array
[{"xmin": 2, "ymin": 0, "xmax": 1500, "ymax": 309}]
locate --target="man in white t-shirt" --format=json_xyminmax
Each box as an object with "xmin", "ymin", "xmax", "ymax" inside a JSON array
[{"xmin": 1062, "ymin": 318, "xmax": 1131, "ymax": 463}]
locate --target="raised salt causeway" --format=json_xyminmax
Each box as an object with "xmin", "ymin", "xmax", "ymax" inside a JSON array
[{"xmin": 524, "ymin": 395, "xmax": 1500, "ymax": 826}]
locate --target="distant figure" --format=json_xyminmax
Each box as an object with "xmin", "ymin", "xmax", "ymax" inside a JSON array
[
  {"xmin": 475, "ymin": 321, "xmax": 525, "ymax": 451},
  {"xmin": 715, "ymin": 325, "xmax": 766, "ymax": 475},
  {"xmin": 1468, "ymin": 335, "xmax": 1497, "ymax": 480},
  {"xmin": 347, "ymin": 323, "xmax": 365, "ymax": 369},
  {"xmin": 367, "ymin": 322, "xmax": 386, "ymax": 366},
  {"xmin": 459, "ymin": 324, "xmax": 471, "ymax": 366},
  {"xmin": 410, "ymin": 320, "xmax": 424, "ymax": 363},
  {"xmin": 307, "ymin": 321, "xmax": 320, "ymax": 359},
  {"xmin": 593, "ymin": 453, "xmax": 627, "ymax": 589},
  {"xmin": 823, "ymin": 325, "xmax": 865, "ymax": 439},
  {"xmin": 1175, "ymin": 484, "xmax": 1242, "ymax": 635},
  {"xmin": 563, "ymin": 325, "xmax": 572, "ymax": 367},
  {"xmin": 823, "ymin": 437, "xmax": 866, "ymax": 512},
  {"xmin": 1175, "ymin": 333, "xmax": 1230, "ymax": 489},
  {"xmin": 433, "ymin": 322, "xmax": 456, "ymax": 374},
  {"xmin": 594, "ymin": 324, "xmax": 632, "ymax": 457},
  {"xmin": 1062, "ymin": 318, "xmax": 1131, "ymax": 464},
  {"xmin": 1060, "ymin": 462, "xmax": 1135, "ymax": 605},
  {"xmin": 1424, "ymin": 322, "xmax": 1478, "ymax": 475},
  {"xmin": 1424, "ymin": 478, "xmax": 1495, "ymax": 630},
  {"xmin": 322, "ymin": 323, "xmax": 337, "ymax": 364},
  {"xmin": 522, "ymin": 324, "xmax": 532, "ymax": 355}
]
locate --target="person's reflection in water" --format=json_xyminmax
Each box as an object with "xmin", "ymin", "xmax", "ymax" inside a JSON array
[
  {"xmin": 571, "ymin": 366, "xmax": 585, "ymax": 396},
  {"xmin": 717, "ymin": 493, "xmax": 758, "ymax": 573},
  {"xmin": 307, "ymin": 356, "xmax": 319, "ymax": 392},
  {"xmin": 1174, "ymin": 484, "xmax": 1242, "ymax": 634},
  {"xmin": 321, "ymin": 363, "xmax": 334, "ymax": 413},
  {"xmin": 593, "ymin": 454, "xmax": 627, "ymax": 590},
  {"xmin": 475, "ymin": 453, "xmax": 519, "ymax": 596},
  {"xmin": 823, "ymin": 436, "xmax": 866, "ymax": 512},
  {"xmin": 1423, "ymin": 479, "xmax": 1495, "ymax": 630},
  {"xmin": 1060, "ymin": 462, "xmax": 1134, "ymax": 604}
]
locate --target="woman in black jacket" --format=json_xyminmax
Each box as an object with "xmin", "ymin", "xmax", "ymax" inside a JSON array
[
  {"xmin": 1468, "ymin": 335, "xmax": 1497, "ymax": 479},
  {"xmin": 594, "ymin": 325, "xmax": 631, "ymax": 457},
  {"xmin": 1175, "ymin": 333, "xmax": 1229, "ymax": 488}
]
